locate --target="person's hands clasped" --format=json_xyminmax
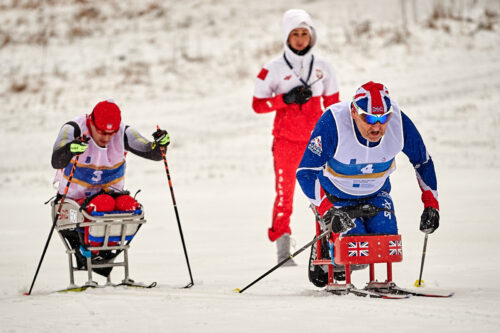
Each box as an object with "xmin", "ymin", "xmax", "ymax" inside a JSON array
[{"xmin": 283, "ymin": 85, "xmax": 312, "ymax": 105}]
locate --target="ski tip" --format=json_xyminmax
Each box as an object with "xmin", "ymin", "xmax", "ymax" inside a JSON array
[
  {"xmin": 23, "ymin": 292, "xmax": 30, "ymax": 296},
  {"xmin": 420, "ymin": 291, "xmax": 455, "ymax": 298},
  {"xmin": 232, "ymin": 288, "xmax": 242, "ymax": 294},
  {"xmin": 431, "ymin": 291, "xmax": 455, "ymax": 298}
]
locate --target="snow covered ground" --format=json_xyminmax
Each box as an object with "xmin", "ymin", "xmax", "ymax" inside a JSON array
[{"xmin": 1, "ymin": 0, "xmax": 500, "ymax": 332}]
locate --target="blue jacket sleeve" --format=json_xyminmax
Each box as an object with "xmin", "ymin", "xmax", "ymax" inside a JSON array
[
  {"xmin": 401, "ymin": 112, "xmax": 439, "ymax": 209},
  {"xmin": 296, "ymin": 110, "xmax": 338, "ymax": 209}
]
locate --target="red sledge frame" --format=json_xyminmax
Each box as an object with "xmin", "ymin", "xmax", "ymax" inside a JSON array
[{"xmin": 312, "ymin": 222, "xmax": 403, "ymax": 287}]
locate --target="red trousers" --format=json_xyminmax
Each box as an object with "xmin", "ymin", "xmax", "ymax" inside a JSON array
[{"xmin": 268, "ymin": 138, "xmax": 308, "ymax": 242}]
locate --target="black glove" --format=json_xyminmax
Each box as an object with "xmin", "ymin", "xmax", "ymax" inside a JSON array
[
  {"xmin": 323, "ymin": 207, "xmax": 356, "ymax": 234},
  {"xmin": 420, "ymin": 207, "xmax": 439, "ymax": 234},
  {"xmin": 152, "ymin": 129, "xmax": 170, "ymax": 147},
  {"xmin": 283, "ymin": 85, "xmax": 313, "ymax": 105}
]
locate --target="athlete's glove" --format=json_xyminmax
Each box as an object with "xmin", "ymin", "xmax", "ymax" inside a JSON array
[
  {"xmin": 283, "ymin": 85, "xmax": 313, "ymax": 105},
  {"xmin": 420, "ymin": 207, "xmax": 440, "ymax": 234},
  {"xmin": 323, "ymin": 207, "xmax": 356, "ymax": 234},
  {"xmin": 69, "ymin": 137, "xmax": 89, "ymax": 155},
  {"xmin": 152, "ymin": 128, "xmax": 170, "ymax": 147}
]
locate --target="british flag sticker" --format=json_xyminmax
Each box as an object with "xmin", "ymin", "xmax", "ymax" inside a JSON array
[
  {"xmin": 348, "ymin": 241, "xmax": 369, "ymax": 257},
  {"xmin": 308, "ymin": 136, "xmax": 322, "ymax": 156},
  {"xmin": 389, "ymin": 240, "xmax": 402, "ymax": 255}
]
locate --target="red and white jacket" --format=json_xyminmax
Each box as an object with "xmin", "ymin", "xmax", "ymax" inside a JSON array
[{"xmin": 252, "ymin": 10, "xmax": 340, "ymax": 143}]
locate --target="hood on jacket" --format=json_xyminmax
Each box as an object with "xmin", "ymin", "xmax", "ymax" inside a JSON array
[{"xmin": 282, "ymin": 9, "xmax": 317, "ymax": 50}]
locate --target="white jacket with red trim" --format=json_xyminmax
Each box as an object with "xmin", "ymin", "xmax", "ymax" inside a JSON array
[{"xmin": 252, "ymin": 9, "xmax": 340, "ymax": 143}]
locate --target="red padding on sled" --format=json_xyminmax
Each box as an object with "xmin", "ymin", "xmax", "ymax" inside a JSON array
[
  {"xmin": 87, "ymin": 194, "xmax": 115, "ymax": 213},
  {"xmin": 115, "ymin": 195, "xmax": 139, "ymax": 211}
]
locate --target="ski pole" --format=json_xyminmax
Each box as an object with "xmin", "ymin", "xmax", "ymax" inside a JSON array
[
  {"xmin": 414, "ymin": 233, "xmax": 429, "ymax": 287},
  {"xmin": 156, "ymin": 126, "xmax": 194, "ymax": 288},
  {"xmin": 234, "ymin": 229, "xmax": 331, "ymax": 294},
  {"xmin": 26, "ymin": 134, "xmax": 87, "ymax": 295}
]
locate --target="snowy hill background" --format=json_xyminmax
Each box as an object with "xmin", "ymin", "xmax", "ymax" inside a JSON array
[{"xmin": 1, "ymin": 0, "xmax": 499, "ymax": 332}]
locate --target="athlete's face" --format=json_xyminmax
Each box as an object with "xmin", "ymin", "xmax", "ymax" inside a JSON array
[
  {"xmin": 89, "ymin": 120, "xmax": 117, "ymax": 147},
  {"xmin": 288, "ymin": 28, "xmax": 311, "ymax": 51},
  {"xmin": 351, "ymin": 107, "xmax": 389, "ymax": 142}
]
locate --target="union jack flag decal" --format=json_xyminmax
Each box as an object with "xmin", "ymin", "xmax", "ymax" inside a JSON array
[
  {"xmin": 348, "ymin": 241, "xmax": 369, "ymax": 257},
  {"xmin": 389, "ymin": 240, "xmax": 402, "ymax": 255}
]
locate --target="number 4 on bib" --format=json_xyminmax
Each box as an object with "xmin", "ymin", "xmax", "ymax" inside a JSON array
[{"xmin": 360, "ymin": 164, "xmax": 374, "ymax": 174}]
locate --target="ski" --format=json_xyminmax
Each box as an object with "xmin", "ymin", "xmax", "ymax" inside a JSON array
[
  {"xmin": 364, "ymin": 282, "xmax": 454, "ymax": 298},
  {"xmin": 382, "ymin": 286, "xmax": 454, "ymax": 298},
  {"xmin": 115, "ymin": 281, "xmax": 157, "ymax": 289},
  {"xmin": 349, "ymin": 287, "xmax": 411, "ymax": 299},
  {"xmin": 57, "ymin": 281, "xmax": 157, "ymax": 293},
  {"xmin": 58, "ymin": 285, "xmax": 95, "ymax": 293},
  {"xmin": 325, "ymin": 284, "xmax": 410, "ymax": 299}
]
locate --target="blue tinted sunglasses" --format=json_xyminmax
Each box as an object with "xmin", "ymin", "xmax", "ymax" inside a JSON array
[{"xmin": 353, "ymin": 102, "xmax": 392, "ymax": 125}]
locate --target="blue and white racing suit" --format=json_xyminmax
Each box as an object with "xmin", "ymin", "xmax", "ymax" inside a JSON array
[{"xmin": 296, "ymin": 100, "xmax": 439, "ymax": 235}]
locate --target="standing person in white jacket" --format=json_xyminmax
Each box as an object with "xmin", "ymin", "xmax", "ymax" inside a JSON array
[{"xmin": 252, "ymin": 9, "xmax": 340, "ymax": 265}]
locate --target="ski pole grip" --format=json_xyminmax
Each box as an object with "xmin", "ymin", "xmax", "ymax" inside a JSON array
[
  {"xmin": 154, "ymin": 125, "xmax": 166, "ymax": 142},
  {"xmin": 79, "ymin": 131, "xmax": 90, "ymax": 143},
  {"xmin": 152, "ymin": 125, "xmax": 167, "ymax": 150}
]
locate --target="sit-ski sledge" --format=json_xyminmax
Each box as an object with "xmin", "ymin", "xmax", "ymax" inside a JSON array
[
  {"xmin": 312, "ymin": 224, "xmax": 454, "ymax": 299},
  {"xmin": 233, "ymin": 204, "xmax": 453, "ymax": 298},
  {"xmin": 52, "ymin": 198, "xmax": 156, "ymax": 292}
]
